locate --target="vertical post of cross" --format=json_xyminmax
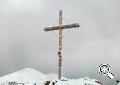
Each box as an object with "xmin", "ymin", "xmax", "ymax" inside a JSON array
[
  {"xmin": 44, "ymin": 10, "xmax": 80, "ymax": 80},
  {"xmin": 58, "ymin": 10, "xmax": 62, "ymax": 80}
]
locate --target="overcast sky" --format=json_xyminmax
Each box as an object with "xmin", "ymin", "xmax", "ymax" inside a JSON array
[{"xmin": 0, "ymin": 0, "xmax": 120, "ymax": 85}]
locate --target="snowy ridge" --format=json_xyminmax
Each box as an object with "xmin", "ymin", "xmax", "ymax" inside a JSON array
[
  {"xmin": 0, "ymin": 68, "xmax": 48, "ymax": 84},
  {"xmin": 0, "ymin": 68, "xmax": 101, "ymax": 85}
]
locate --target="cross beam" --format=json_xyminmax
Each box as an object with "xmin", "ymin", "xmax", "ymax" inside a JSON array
[
  {"xmin": 44, "ymin": 10, "xmax": 80, "ymax": 80},
  {"xmin": 44, "ymin": 23, "xmax": 80, "ymax": 31}
]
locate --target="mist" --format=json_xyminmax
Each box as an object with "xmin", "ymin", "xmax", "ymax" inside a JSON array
[{"xmin": 0, "ymin": 0, "xmax": 120, "ymax": 85}]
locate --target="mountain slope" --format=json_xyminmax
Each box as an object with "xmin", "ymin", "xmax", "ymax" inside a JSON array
[{"xmin": 0, "ymin": 68, "xmax": 48, "ymax": 84}]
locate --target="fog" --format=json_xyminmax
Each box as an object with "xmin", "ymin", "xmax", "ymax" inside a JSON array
[{"xmin": 0, "ymin": 0, "xmax": 120, "ymax": 85}]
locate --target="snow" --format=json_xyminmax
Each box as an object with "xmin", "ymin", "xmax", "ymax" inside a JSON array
[
  {"xmin": 0, "ymin": 68, "xmax": 101, "ymax": 85},
  {"xmin": 0, "ymin": 68, "xmax": 48, "ymax": 84},
  {"xmin": 117, "ymin": 83, "xmax": 120, "ymax": 85}
]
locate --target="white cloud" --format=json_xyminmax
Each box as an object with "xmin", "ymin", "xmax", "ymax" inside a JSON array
[
  {"xmin": 0, "ymin": 0, "xmax": 44, "ymax": 11},
  {"xmin": 8, "ymin": 0, "xmax": 23, "ymax": 9}
]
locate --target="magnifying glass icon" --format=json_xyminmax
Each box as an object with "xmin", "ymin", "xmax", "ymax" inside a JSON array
[{"xmin": 99, "ymin": 64, "xmax": 114, "ymax": 79}]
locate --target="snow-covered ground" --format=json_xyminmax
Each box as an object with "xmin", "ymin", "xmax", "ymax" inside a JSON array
[
  {"xmin": 117, "ymin": 82, "xmax": 120, "ymax": 85},
  {"xmin": 0, "ymin": 68, "xmax": 102, "ymax": 85},
  {"xmin": 0, "ymin": 68, "xmax": 48, "ymax": 85}
]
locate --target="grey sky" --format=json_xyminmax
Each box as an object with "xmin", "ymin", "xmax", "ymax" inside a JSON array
[{"xmin": 0, "ymin": 0, "xmax": 120, "ymax": 85}]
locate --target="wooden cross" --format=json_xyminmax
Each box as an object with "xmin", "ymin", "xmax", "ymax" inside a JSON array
[{"xmin": 44, "ymin": 10, "xmax": 80, "ymax": 80}]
